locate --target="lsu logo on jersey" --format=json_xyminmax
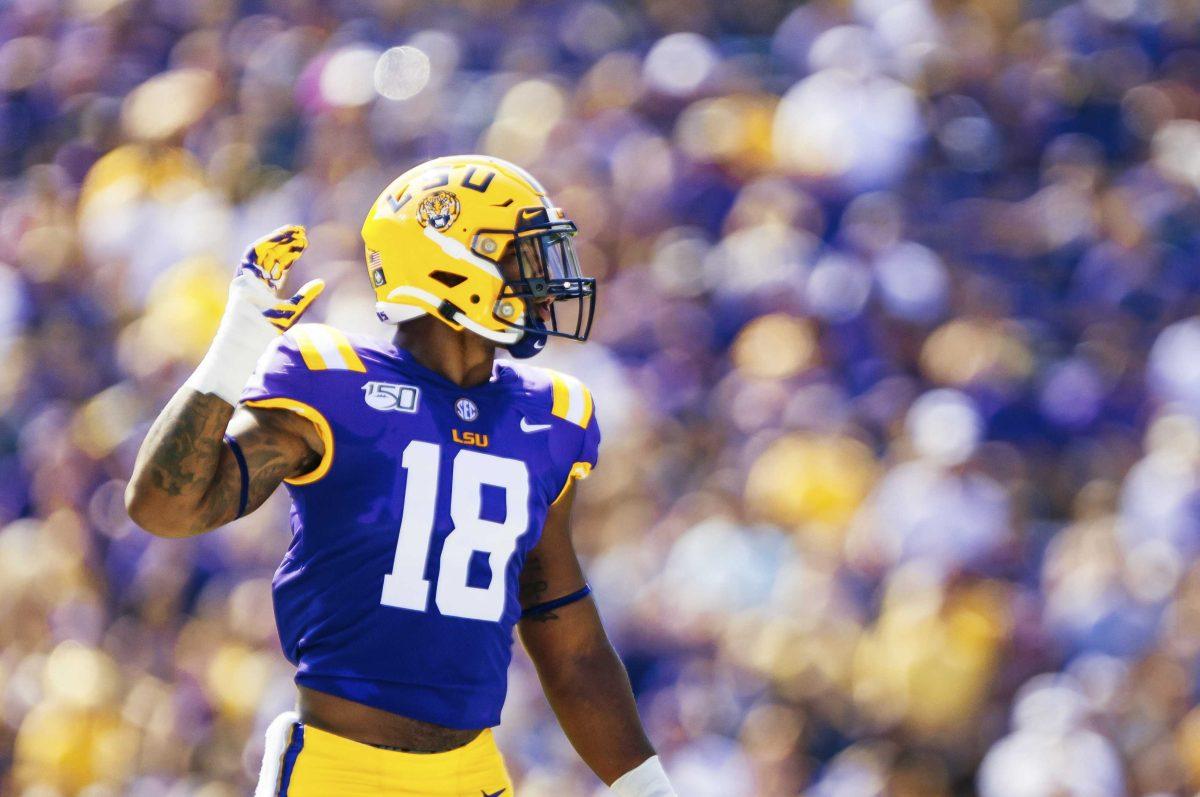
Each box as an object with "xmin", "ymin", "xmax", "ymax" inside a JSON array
[
  {"xmin": 363, "ymin": 381, "xmax": 420, "ymax": 413},
  {"xmin": 452, "ymin": 429, "xmax": 489, "ymax": 448}
]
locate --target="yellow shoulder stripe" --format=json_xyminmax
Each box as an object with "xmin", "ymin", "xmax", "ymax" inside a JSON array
[
  {"xmin": 290, "ymin": 325, "xmax": 366, "ymax": 373},
  {"xmin": 547, "ymin": 370, "xmax": 593, "ymax": 428},
  {"xmin": 243, "ymin": 397, "xmax": 334, "ymax": 485},
  {"xmin": 552, "ymin": 461, "xmax": 593, "ymax": 505}
]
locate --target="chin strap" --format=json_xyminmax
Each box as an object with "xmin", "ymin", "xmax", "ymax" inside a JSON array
[
  {"xmin": 451, "ymin": 304, "xmax": 522, "ymax": 344},
  {"xmin": 377, "ymin": 291, "xmax": 524, "ymax": 346},
  {"xmin": 504, "ymin": 310, "xmax": 548, "ymax": 359}
]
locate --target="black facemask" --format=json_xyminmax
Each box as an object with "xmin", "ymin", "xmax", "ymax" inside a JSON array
[{"xmin": 478, "ymin": 208, "xmax": 596, "ymax": 343}]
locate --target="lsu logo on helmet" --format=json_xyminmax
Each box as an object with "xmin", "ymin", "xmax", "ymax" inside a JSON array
[{"xmin": 417, "ymin": 190, "xmax": 460, "ymax": 231}]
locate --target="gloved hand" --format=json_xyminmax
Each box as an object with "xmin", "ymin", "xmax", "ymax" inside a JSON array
[
  {"xmin": 236, "ymin": 225, "xmax": 325, "ymax": 332},
  {"xmin": 185, "ymin": 225, "xmax": 325, "ymax": 404}
]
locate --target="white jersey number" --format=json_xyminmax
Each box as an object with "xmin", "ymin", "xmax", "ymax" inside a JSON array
[{"xmin": 380, "ymin": 440, "xmax": 529, "ymax": 622}]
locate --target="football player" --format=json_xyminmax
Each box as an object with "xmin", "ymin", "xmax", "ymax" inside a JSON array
[{"xmin": 126, "ymin": 155, "xmax": 677, "ymax": 796}]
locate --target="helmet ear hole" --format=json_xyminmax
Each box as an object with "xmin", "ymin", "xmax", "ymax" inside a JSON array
[{"xmin": 429, "ymin": 270, "xmax": 467, "ymax": 288}]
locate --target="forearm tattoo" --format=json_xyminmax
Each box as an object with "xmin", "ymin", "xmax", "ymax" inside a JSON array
[
  {"xmin": 138, "ymin": 390, "xmax": 234, "ymax": 504},
  {"xmin": 519, "ymin": 555, "xmax": 559, "ymax": 623},
  {"xmin": 131, "ymin": 389, "xmax": 314, "ymax": 532}
]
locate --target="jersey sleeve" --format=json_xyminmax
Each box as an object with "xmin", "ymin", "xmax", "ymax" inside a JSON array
[
  {"xmin": 240, "ymin": 333, "xmax": 310, "ymax": 404},
  {"xmin": 237, "ymin": 330, "xmax": 337, "ymax": 486},
  {"xmin": 542, "ymin": 369, "xmax": 601, "ymax": 502},
  {"xmin": 577, "ymin": 407, "xmax": 600, "ymax": 471},
  {"xmin": 241, "ymin": 324, "xmax": 367, "ymax": 402}
]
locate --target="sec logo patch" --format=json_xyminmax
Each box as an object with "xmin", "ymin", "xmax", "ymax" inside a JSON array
[{"xmin": 455, "ymin": 397, "xmax": 479, "ymax": 422}]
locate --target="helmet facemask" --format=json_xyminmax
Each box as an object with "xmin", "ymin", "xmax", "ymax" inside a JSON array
[{"xmin": 484, "ymin": 208, "xmax": 596, "ymax": 343}]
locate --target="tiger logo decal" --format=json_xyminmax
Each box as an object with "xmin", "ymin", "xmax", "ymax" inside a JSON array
[{"xmin": 416, "ymin": 190, "xmax": 461, "ymax": 231}]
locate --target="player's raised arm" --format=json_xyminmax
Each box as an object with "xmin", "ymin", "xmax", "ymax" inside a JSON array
[
  {"xmin": 125, "ymin": 226, "xmax": 325, "ymax": 537},
  {"xmin": 518, "ymin": 484, "xmax": 678, "ymax": 796}
]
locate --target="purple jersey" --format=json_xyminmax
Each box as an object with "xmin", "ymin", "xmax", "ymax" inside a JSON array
[{"xmin": 239, "ymin": 323, "xmax": 600, "ymax": 729}]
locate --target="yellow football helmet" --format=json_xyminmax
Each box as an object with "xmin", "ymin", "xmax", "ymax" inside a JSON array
[{"xmin": 361, "ymin": 155, "xmax": 594, "ymax": 349}]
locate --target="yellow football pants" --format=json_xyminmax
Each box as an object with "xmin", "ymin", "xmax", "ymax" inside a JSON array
[{"xmin": 256, "ymin": 712, "xmax": 514, "ymax": 797}]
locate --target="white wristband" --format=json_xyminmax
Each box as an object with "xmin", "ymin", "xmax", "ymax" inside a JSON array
[
  {"xmin": 184, "ymin": 274, "xmax": 280, "ymax": 405},
  {"xmin": 610, "ymin": 756, "xmax": 677, "ymax": 797}
]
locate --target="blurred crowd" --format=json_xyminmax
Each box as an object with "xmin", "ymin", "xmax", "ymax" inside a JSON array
[{"xmin": 2, "ymin": 0, "xmax": 1200, "ymax": 794}]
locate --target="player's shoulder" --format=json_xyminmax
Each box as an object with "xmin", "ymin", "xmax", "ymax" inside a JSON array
[
  {"xmin": 267, "ymin": 323, "xmax": 400, "ymax": 375},
  {"xmin": 248, "ymin": 324, "xmax": 401, "ymax": 400},
  {"xmin": 499, "ymin": 360, "xmax": 595, "ymax": 430}
]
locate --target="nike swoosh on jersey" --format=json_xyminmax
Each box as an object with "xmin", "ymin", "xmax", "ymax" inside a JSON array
[
  {"xmin": 482, "ymin": 790, "xmax": 506, "ymax": 797},
  {"xmin": 520, "ymin": 418, "xmax": 552, "ymax": 433}
]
